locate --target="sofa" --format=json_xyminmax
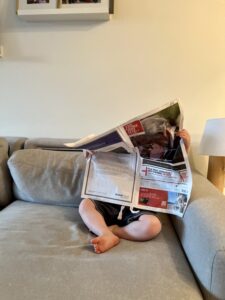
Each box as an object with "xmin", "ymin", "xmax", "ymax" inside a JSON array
[{"xmin": 0, "ymin": 136, "xmax": 225, "ymax": 300}]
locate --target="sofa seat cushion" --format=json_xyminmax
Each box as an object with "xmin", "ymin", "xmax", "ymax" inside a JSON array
[
  {"xmin": 8, "ymin": 149, "xmax": 85, "ymax": 207},
  {"xmin": 0, "ymin": 201, "xmax": 203, "ymax": 300}
]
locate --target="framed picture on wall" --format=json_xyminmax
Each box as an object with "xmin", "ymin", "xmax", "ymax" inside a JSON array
[
  {"xmin": 60, "ymin": 0, "xmax": 113, "ymax": 13},
  {"xmin": 61, "ymin": 0, "xmax": 102, "ymax": 6},
  {"xmin": 18, "ymin": 0, "xmax": 58, "ymax": 10}
]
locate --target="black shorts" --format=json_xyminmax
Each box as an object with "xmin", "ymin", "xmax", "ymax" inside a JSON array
[{"xmin": 91, "ymin": 200, "xmax": 155, "ymax": 227}]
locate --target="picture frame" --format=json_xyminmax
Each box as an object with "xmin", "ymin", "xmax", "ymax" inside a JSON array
[
  {"xmin": 60, "ymin": 0, "xmax": 112, "ymax": 13},
  {"xmin": 16, "ymin": 0, "xmax": 113, "ymax": 20},
  {"xmin": 18, "ymin": 0, "xmax": 58, "ymax": 10}
]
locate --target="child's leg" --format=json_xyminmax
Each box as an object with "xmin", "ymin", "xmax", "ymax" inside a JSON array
[
  {"xmin": 79, "ymin": 198, "xmax": 120, "ymax": 254},
  {"xmin": 111, "ymin": 214, "xmax": 161, "ymax": 241}
]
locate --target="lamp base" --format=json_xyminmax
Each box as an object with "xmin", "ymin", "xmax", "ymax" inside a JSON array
[{"xmin": 207, "ymin": 156, "xmax": 225, "ymax": 193}]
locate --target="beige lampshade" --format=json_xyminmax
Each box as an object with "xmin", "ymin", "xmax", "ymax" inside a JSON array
[{"xmin": 199, "ymin": 118, "xmax": 225, "ymax": 156}]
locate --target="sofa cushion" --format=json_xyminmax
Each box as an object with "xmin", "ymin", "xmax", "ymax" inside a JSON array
[
  {"xmin": 7, "ymin": 149, "xmax": 85, "ymax": 207},
  {"xmin": 0, "ymin": 138, "xmax": 12, "ymax": 208},
  {"xmin": 24, "ymin": 137, "xmax": 78, "ymax": 150},
  {"xmin": 5, "ymin": 137, "xmax": 27, "ymax": 156},
  {"xmin": 0, "ymin": 200, "xmax": 203, "ymax": 300}
]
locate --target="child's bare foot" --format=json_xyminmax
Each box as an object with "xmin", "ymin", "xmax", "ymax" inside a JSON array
[{"xmin": 91, "ymin": 232, "xmax": 120, "ymax": 254}]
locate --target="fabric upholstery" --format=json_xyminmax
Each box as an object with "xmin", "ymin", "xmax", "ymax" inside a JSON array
[
  {"xmin": 0, "ymin": 138, "xmax": 12, "ymax": 208},
  {"xmin": 24, "ymin": 137, "xmax": 78, "ymax": 150},
  {"xmin": 171, "ymin": 171, "xmax": 225, "ymax": 300},
  {"xmin": 7, "ymin": 149, "xmax": 85, "ymax": 207},
  {"xmin": 0, "ymin": 201, "xmax": 203, "ymax": 300},
  {"xmin": 4, "ymin": 136, "xmax": 27, "ymax": 156}
]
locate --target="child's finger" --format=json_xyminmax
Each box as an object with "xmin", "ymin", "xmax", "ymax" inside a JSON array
[
  {"xmin": 176, "ymin": 129, "xmax": 189, "ymax": 139},
  {"xmin": 175, "ymin": 129, "xmax": 191, "ymax": 152}
]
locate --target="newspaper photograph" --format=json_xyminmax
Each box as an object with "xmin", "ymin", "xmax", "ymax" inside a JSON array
[{"xmin": 66, "ymin": 100, "xmax": 192, "ymax": 217}]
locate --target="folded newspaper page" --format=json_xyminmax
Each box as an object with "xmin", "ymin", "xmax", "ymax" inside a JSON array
[{"xmin": 66, "ymin": 100, "xmax": 192, "ymax": 217}]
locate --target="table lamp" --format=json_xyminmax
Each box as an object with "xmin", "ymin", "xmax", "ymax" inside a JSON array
[{"xmin": 199, "ymin": 118, "xmax": 225, "ymax": 193}]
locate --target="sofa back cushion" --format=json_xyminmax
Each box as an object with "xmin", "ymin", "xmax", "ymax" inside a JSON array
[
  {"xmin": 24, "ymin": 137, "xmax": 78, "ymax": 150},
  {"xmin": 0, "ymin": 138, "xmax": 12, "ymax": 208},
  {"xmin": 7, "ymin": 149, "xmax": 85, "ymax": 207}
]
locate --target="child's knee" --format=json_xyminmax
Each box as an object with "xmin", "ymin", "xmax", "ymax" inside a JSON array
[
  {"xmin": 141, "ymin": 215, "xmax": 162, "ymax": 239},
  {"xmin": 149, "ymin": 216, "xmax": 162, "ymax": 238},
  {"xmin": 79, "ymin": 198, "xmax": 95, "ymax": 216}
]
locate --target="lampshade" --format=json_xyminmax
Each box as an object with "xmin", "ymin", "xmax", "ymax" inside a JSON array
[{"xmin": 199, "ymin": 118, "xmax": 225, "ymax": 156}]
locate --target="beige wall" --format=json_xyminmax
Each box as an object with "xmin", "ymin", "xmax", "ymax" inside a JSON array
[{"xmin": 0, "ymin": 0, "xmax": 225, "ymax": 175}]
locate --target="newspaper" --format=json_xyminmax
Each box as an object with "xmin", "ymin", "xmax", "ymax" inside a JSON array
[{"xmin": 65, "ymin": 100, "xmax": 192, "ymax": 217}]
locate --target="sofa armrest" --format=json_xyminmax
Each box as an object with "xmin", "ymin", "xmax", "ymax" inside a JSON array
[{"xmin": 171, "ymin": 170, "xmax": 225, "ymax": 300}]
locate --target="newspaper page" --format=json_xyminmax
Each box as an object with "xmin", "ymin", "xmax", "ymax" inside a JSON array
[
  {"xmin": 65, "ymin": 127, "xmax": 134, "ymax": 153},
  {"xmin": 69, "ymin": 100, "xmax": 192, "ymax": 217},
  {"xmin": 81, "ymin": 151, "xmax": 141, "ymax": 206},
  {"xmin": 65, "ymin": 100, "xmax": 182, "ymax": 155},
  {"xmin": 82, "ymin": 140, "xmax": 192, "ymax": 217},
  {"xmin": 136, "ymin": 141, "xmax": 192, "ymax": 217}
]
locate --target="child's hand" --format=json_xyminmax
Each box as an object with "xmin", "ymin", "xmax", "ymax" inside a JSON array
[
  {"xmin": 176, "ymin": 129, "xmax": 191, "ymax": 153},
  {"xmin": 83, "ymin": 150, "xmax": 94, "ymax": 160}
]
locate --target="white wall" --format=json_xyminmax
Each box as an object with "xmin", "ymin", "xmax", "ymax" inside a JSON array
[{"xmin": 1, "ymin": 0, "xmax": 225, "ymax": 175}]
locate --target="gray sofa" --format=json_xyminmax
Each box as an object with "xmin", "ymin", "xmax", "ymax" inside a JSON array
[{"xmin": 0, "ymin": 137, "xmax": 225, "ymax": 300}]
